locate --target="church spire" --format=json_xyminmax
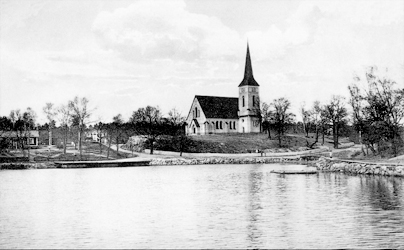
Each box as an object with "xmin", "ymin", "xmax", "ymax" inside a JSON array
[
  {"xmin": 239, "ymin": 42, "xmax": 259, "ymax": 87},
  {"xmin": 244, "ymin": 42, "xmax": 253, "ymax": 78}
]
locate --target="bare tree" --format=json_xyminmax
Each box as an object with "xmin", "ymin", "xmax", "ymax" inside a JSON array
[
  {"xmin": 105, "ymin": 123, "xmax": 114, "ymax": 159},
  {"xmin": 167, "ymin": 108, "xmax": 190, "ymax": 156},
  {"xmin": 252, "ymin": 97, "xmax": 272, "ymax": 137},
  {"xmin": 56, "ymin": 104, "xmax": 72, "ymax": 154},
  {"xmin": 305, "ymin": 101, "xmax": 325, "ymax": 148},
  {"xmin": 68, "ymin": 96, "xmax": 92, "ymax": 159},
  {"xmin": 324, "ymin": 95, "xmax": 348, "ymax": 149},
  {"xmin": 349, "ymin": 66, "xmax": 404, "ymax": 156},
  {"xmin": 43, "ymin": 103, "xmax": 57, "ymax": 146},
  {"xmin": 271, "ymin": 98, "xmax": 295, "ymax": 147},
  {"xmin": 112, "ymin": 114, "xmax": 125, "ymax": 155},
  {"xmin": 167, "ymin": 108, "xmax": 185, "ymax": 124},
  {"xmin": 300, "ymin": 103, "xmax": 311, "ymax": 137}
]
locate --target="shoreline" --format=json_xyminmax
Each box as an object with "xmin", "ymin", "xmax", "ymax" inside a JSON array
[
  {"xmin": 1, "ymin": 156, "xmax": 403, "ymax": 177},
  {"xmin": 315, "ymin": 157, "xmax": 404, "ymax": 177},
  {"xmin": 0, "ymin": 156, "xmax": 311, "ymax": 170}
]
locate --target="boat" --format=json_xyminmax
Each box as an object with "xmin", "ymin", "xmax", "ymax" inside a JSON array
[{"xmin": 270, "ymin": 169, "xmax": 318, "ymax": 174}]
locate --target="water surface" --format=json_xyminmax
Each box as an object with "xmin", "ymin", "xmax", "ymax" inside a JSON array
[{"xmin": 1, "ymin": 164, "xmax": 403, "ymax": 248}]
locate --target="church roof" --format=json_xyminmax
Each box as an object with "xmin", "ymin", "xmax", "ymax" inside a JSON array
[
  {"xmin": 196, "ymin": 95, "xmax": 238, "ymax": 119},
  {"xmin": 238, "ymin": 43, "xmax": 259, "ymax": 87}
]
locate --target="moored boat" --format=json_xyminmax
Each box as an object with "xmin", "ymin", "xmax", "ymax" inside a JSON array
[{"xmin": 271, "ymin": 169, "xmax": 318, "ymax": 174}]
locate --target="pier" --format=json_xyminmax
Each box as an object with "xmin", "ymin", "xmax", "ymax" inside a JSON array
[{"xmin": 54, "ymin": 158, "xmax": 151, "ymax": 168}]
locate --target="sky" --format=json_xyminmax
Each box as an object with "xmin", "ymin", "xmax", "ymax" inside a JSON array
[{"xmin": 1, "ymin": 0, "xmax": 403, "ymax": 125}]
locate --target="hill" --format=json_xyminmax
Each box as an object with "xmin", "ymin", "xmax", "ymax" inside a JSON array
[{"xmin": 154, "ymin": 133, "xmax": 347, "ymax": 154}]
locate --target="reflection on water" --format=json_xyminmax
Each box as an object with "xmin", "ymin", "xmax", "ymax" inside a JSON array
[{"xmin": 0, "ymin": 164, "xmax": 403, "ymax": 249}]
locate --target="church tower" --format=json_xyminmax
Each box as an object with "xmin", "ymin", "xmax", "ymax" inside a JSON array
[{"xmin": 238, "ymin": 43, "xmax": 261, "ymax": 133}]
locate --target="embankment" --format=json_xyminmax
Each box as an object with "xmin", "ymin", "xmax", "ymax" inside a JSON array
[
  {"xmin": 149, "ymin": 157, "xmax": 307, "ymax": 166},
  {"xmin": 315, "ymin": 157, "xmax": 404, "ymax": 177},
  {"xmin": 0, "ymin": 162, "xmax": 55, "ymax": 170}
]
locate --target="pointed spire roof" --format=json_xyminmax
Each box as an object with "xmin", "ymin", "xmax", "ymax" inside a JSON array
[{"xmin": 238, "ymin": 42, "xmax": 259, "ymax": 87}]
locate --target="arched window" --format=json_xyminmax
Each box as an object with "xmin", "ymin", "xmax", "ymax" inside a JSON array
[
  {"xmin": 253, "ymin": 95, "xmax": 255, "ymax": 106},
  {"xmin": 195, "ymin": 107, "xmax": 198, "ymax": 118},
  {"xmin": 233, "ymin": 121, "xmax": 236, "ymax": 129},
  {"xmin": 229, "ymin": 122, "xmax": 232, "ymax": 130},
  {"xmin": 220, "ymin": 121, "xmax": 223, "ymax": 129},
  {"xmin": 216, "ymin": 121, "xmax": 219, "ymax": 129},
  {"xmin": 242, "ymin": 96, "xmax": 245, "ymax": 107}
]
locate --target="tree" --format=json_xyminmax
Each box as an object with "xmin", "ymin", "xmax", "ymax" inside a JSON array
[
  {"xmin": 167, "ymin": 108, "xmax": 184, "ymax": 125},
  {"xmin": 304, "ymin": 101, "xmax": 328, "ymax": 148},
  {"xmin": 94, "ymin": 122, "xmax": 106, "ymax": 154},
  {"xmin": 104, "ymin": 123, "xmax": 114, "ymax": 159},
  {"xmin": 0, "ymin": 116, "xmax": 13, "ymax": 152},
  {"xmin": 56, "ymin": 104, "xmax": 72, "ymax": 154},
  {"xmin": 129, "ymin": 106, "xmax": 165, "ymax": 155},
  {"xmin": 68, "ymin": 96, "xmax": 92, "ymax": 159},
  {"xmin": 8, "ymin": 108, "xmax": 36, "ymax": 157},
  {"xmin": 349, "ymin": 66, "xmax": 404, "ymax": 156},
  {"xmin": 252, "ymin": 97, "xmax": 272, "ymax": 138},
  {"xmin": 111, "ymin": 114, "xmax": 125, "ymax": 155},
  {"xmin": 324, "ymin": 95, "xmax": 348, "ymax": 149},
  {"xmin": 43, "ymin": 103, "xmax": 57, "ymax": 146},
  {"xmin": 300, "ymin": 103, "xmax": 311, "ymax": 137},
  {"xmin": 167, "ymin": 108, "xmax": 190, "ymax": 156},
  {"xmin": 270, "ymin": 98, "xmax": 295, "ymax": 147},
  {"xmin": 23, "ymin": 107, "xmax": 36, "ymax": 159}
]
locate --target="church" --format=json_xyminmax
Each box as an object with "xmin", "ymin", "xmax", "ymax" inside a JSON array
[{"xmin": 185, "ymin": 43, "xmax": 261, "ymax": 135}]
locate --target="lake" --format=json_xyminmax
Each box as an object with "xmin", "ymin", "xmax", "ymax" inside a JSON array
[{"xmin": 0, "ymin": 164, "xmax": 403, "ymax": 249}]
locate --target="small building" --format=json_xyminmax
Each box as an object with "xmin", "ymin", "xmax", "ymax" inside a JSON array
[
  {"xmin": 185, "ymin": 43, "xmax": 261, "ymax": 135},
  {"xmin": 85, "ymin": 129, "xmax": 108, "ymax": 144},
  {"xmin": 0, "ymin": 130, "xmax": 39, "ymax": 148}
]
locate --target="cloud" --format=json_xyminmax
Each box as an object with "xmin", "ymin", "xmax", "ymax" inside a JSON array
[
  {"xmin": 0, "ymin": 0, "xmax": 49, "ymax": 32},
  {"xmin": 92, "ymin": 0, "xmax": 242, "ymax": 63},
  {"xmin": 315, "ymin": 0, "xmax": 404, "ymax": 26}
]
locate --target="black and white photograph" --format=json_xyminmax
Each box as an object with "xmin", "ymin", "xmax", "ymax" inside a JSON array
[{"xmin": 0, "ymin": 0, "xmax": 403, "ymax": 248}]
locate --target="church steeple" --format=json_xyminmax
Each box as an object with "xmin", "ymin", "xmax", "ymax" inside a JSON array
[{"xmin": 238, "ymin": 42, "xmax": 259, "ymax": 87}]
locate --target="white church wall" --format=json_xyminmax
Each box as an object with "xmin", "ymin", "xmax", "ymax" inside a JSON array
[
  {"xmin": 205, "ymin": 119, "xmax": 238, "ymax": 134},
  {"xmin": 185, "ymin": 98, "xmax": 206, "ymax": 135}
]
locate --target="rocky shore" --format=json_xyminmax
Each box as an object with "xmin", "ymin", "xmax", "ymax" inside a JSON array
[
  {"xmin": 149, "ymin": 157, "xmax": 308, "ymax": 166},
  {"xmin": 315, "ymin": 157, "xmax": 404, "ymax": 177}
]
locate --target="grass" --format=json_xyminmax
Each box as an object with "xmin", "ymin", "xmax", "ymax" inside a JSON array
[
  {"xmin": 182, "ymin": 133, "xmax": 327, "ymax": 153},
  {"xmin": 151, "ymin": 132, "xmax": 354, "ymax": 154},
  {"xmin": 8, "ymin": 141, "xmax": 134, "ymax": 162},
  {"xmin": 83, "ymin": 142, "xmax": 133, "ymax": 159}
]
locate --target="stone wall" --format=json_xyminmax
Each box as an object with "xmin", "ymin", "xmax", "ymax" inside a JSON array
[
  {"xmin": 150, "ymin": 157, "xmax": 305, "ymax": 166},
  {"xmin": 315, "ymin": 157, "xmax": 404, "ymax": 177}
]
